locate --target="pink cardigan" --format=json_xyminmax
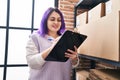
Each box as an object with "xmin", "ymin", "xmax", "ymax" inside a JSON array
[{"xmin": 26, "ymin": 32, "xmax": 73, "ymax": 80}]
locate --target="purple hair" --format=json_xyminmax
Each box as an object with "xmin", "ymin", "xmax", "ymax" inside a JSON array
[{"xmin": 37, "ymin": 7, "xmax": 65, "ymax": 36}]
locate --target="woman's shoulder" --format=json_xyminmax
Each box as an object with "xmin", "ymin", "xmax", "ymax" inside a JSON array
[{"xmin": 30, "ymin": 32, "xmax": 42, "ymax": 38}]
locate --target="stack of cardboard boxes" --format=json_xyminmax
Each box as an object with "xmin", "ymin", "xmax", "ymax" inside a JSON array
[
  {"xmin": 88, "ymin": 69, "xmax": 120, "ymax": 80},
  {"xmin": 77, "ymin": 0, "xmax": 120, "ymax": 61},
  {"xmin": 76, "ymin": 70, "xmax": 89, "ymax": 80},
  {"xmin": 76, "ymin": 69, "xmax": 120, "ymax": 80},
  {"xmin": 76, "ymin": 0, "xmax": 120, "ymax": 79}
]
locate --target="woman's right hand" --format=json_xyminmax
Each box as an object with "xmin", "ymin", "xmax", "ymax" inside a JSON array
[
  {"xmin": 42, "ymin": 36, "xmax": 61, "ymax": 59},
  {"xmin": 51, "ymin": 36, "xmax": 61, "ymax": 48}
]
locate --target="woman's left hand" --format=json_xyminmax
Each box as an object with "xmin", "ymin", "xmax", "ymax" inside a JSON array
[{"xmin": 65, "ymin": 46, "xmax": 78, "ymax": 60}]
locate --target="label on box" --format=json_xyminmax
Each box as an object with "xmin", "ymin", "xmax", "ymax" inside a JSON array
[
  {"xmin": 76, "ymin": 16, "xmax": 80, "ymax": 28},
  {"xmin": 106, "ymin": 1, "xmax": 112, "ymax": 14}
]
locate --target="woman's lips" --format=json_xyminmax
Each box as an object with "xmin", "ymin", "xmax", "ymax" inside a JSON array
[{"xmin": 52, "ymin": 25, "xmax": 58, "ymax": 29}]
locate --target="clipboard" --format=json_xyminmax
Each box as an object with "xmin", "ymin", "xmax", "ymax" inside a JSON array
[{"xmin": 45, "ymin": 30, "xmax": 87, "ymax": 62}]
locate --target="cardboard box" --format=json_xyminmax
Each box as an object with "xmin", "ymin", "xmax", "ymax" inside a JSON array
[
  {"xmin": 77, "ymin": 10, "xmax": 120, "ymax": 61},
  {"xmin": 89, "ymin": 69, "xmax": 120, "ymax": 80},
  {"xmin": 88, "ymin": 2, "xmax": 106, "ymax": 23},
  {"xmin": 77, "ymin": 0, "xmax": 120, "ymax": 61},
  {"xmin": 76, "ymin": 11, "xmax": 88, "ymax": 27},
  {"xmin": 76, "ymin": 70, "xmax": 89, "ymax": 80},
  {"xmin": 105, "ymin": 0, "xmax": 120, "ymax": 15}
]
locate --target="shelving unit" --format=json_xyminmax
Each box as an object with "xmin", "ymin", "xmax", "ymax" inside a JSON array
[
  {"xmin": 73, "ymin": 0, "xmax": 120, "ymax": 80},
  {"xmin": 74, "ymin": 0, "xmax": 120, "ymax": 68},
  {"xmin": 79, "ymin": 54, "xmax": 120, "ymax": 67},
  {"xmin": 72, "ymin": 0, "xmax": 120, "ymax": 79}
]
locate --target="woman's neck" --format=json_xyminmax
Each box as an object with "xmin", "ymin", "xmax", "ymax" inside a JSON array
[{"xmin": 48, "ymin": 32, "xmax": 59, "ymax": 39}]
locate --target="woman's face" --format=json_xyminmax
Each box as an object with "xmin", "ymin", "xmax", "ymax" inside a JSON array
[{"xmin": 47, "ymin": 11, "xmax": 61, "ymax": 34}]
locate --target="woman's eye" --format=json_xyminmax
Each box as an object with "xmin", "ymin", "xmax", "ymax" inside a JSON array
[
  {"xmin": 57, "ymin": 19, "xmax": 61, "ymax": 22},
  {"xmin": 50, "ymin": 18, "xmax": 55, "ymax": 21},
  {"xmin": 49, "ymin": 17, "xmax": 61, "ymax": 22}
]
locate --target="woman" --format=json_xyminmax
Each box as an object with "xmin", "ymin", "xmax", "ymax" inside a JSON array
[{"xmin": 26, "ymin": 7, "xmax": 79, "ymax": 80}]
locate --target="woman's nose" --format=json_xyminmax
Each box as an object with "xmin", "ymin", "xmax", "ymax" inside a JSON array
[{"xmin": 54, "ymin": 20, "xmax": 58, "ymax": 24}]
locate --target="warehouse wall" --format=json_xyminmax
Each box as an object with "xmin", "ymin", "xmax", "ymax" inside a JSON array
[{"xmin": 58, "ymin": 0, "xmax": 79, "ymax": 29}]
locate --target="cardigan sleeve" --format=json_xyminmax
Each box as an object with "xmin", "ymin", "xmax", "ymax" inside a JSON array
[
  {"xmin": 26, "ymin": 38, "xmax": 46, "ymax": 69},
  {"xmin": 72, "ymin": 54, "xmax": 80, "ymax": 68},
  {"xmin": 72, "ymin": 57, "xmax": 80, "ymax": 68}
]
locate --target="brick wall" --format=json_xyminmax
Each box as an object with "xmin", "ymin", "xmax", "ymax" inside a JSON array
[{"xmin": 58, "ymin": 0, "xmax": 79, "ymax": 29}]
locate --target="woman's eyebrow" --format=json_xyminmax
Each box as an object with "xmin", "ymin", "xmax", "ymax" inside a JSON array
[{"xmin": 50, "ymin": 16, "xmax": 61, "ymax": 18}]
